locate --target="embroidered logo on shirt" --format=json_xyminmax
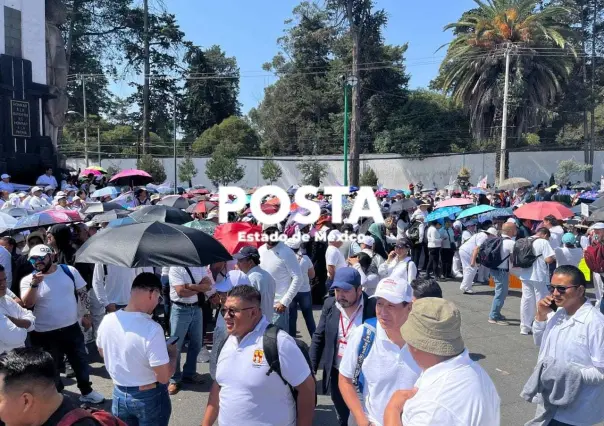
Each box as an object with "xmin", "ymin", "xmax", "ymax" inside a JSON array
[{"xmin": 252, "ymin": 349, "xmax": 264, "ymax": 365}]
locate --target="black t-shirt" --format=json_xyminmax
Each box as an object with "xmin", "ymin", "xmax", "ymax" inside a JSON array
[{"xmin": 41, "ymin": 396, "xmax": 98, "ymax": 426}]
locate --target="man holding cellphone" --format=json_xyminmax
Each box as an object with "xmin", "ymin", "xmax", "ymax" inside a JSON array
[{"xmin": 96, "ymin": 273, "xmax": 178, "ymax": 426}]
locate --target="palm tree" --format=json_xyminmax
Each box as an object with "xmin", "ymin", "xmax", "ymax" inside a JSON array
[{"xmin": 435, "ymin": 0, "xmax": 577, "ymax": 142}]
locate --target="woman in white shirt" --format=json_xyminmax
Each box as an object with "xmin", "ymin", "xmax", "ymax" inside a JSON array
[
  {"xmin": 351, "ymin": 252, "xmax": 380, "ymax": 296},
  {"xmin": 378, "ymin": 239, "xmax": 417, "ymax": 283},
  {"xmin": 440, "ymin": 219, "xmax": 456, "ymax": 279},
  {"xmin": 285, "ymin": 239, "xmax": 316, "ymax": 336},
  {"xmin": 555, "ymin": 233, "xmax": 584, "ymax": 268},
  {"xmin": 426, "ymin": 221, "xmax": 443, "ymax": 279}
]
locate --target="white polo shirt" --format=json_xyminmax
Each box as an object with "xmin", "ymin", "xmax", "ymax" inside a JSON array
[
  {"xmin": 402, "ymin": 350, "xmax": 501, "ymax": 426},
  {"xmin": 168, "ymin": 266, "xmax": 207, "ymax": 304},
  {"xmin": 518, "ymin": 238, "xmax": 555, "ymax": 283},
  {"xmin": 532, "ymin": 301, "xmax": 604, "ymax": 425},
  {"xmin": 216, "ymin": 316, "xmax": 311, "ymax": 426},
  {"xmin": 96, "ymin": 310, "xmax": 169, "ymax": 386},
  {"xmin": 340, "ymin": 321, "xmax": 421, "ymax": 426}
]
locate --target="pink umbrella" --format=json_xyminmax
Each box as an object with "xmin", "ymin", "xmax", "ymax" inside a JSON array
[
  {"xmin": 435, "ymin": 198, "xmax": 474, "ymax": 209},
  {"xmin": 109, "ymin": 169, "xmax": 153, "ymax": 186},
  {"xmin": 80, "ymin": 168, "xmax": 103, "ymax": 177},
  {"xmin": 513, "ymin": 202, "xmax": 573, "ymax": 221}
]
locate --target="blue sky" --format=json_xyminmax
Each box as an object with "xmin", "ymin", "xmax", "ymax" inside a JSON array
[{"xmin": 117, "ymin": 0, "xmax": 477, "ymax": 113}]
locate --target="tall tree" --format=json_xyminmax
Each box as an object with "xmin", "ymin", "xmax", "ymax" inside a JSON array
[{"xmin": 181, "ymin": 45, "xmax": 241, "ymax": 141}]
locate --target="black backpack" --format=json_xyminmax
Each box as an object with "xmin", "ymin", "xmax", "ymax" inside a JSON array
[
  {"xmin": 217, "ymin": 324, "xmax": 317, "ymax": 406},
  {"xmin": 477, "ymin": 237, "xmax": 508, "ymax": 269},
  {"xmin": 407, "ymin": 221, "xmax": 422, "ymax": 243},
  {"xmin": 511, "ymin": 238, "xmax": 541, "ymax": 268}
]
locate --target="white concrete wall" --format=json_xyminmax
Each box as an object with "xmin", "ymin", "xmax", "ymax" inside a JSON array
[
  {"xmin": 67, "ymin": 150, "xmax": 602, "ymax": 189},
  {"xmin": 0, "ymin": 0, "xmax": 47, "ymax": 84}
]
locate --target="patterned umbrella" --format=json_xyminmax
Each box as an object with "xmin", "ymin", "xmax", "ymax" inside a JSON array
[
  {"xmin": 183, "ymin": 220, "xmax": 217, "ymax": 235},
  {"xmin": 435, "ymin": 198, "xmax": 474, "ymax": 208},
  {"xmin": 426, "ymin": 207, "xmax": 462, "ymax": 221}
]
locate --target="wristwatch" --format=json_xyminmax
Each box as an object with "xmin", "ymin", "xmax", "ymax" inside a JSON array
[{"xmin": 29, "ymin": 283, "xmax": 39, "ymax": 289}]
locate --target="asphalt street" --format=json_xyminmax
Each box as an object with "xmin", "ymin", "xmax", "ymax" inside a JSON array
[{"xmin": 63, "ymin": 280, "xmax": 601, "ymax": 426}]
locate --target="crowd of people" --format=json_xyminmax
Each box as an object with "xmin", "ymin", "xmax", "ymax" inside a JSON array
[{"xmin": 0, "ymin": 168, "xmax": 603, "ymax": 426}]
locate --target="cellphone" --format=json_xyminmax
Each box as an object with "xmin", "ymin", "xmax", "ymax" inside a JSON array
[
  {"xmin": 166, "ymin": 336, "xmax": 180, "ymax": 346},
  {"xmin": 549, "ymin": 300, "xmax": 558, "ymax": 312}
]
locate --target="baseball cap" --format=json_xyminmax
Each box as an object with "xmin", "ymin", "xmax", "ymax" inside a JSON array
[
  {"xmin": 54, "ymin": 191, "xmax": 67, "ymax": 199},
  {"xmin": 360, "ymin": 235, "xmax": 375, "ymax": 247},
  {"xmin": 562, "ymin": 232, "xmax": 577, "ymax": 245},
  {"xmin": 262, "ymin": 222, "xmax": 280, "ymax": 232},
  {"xmin": 28, "ymin": 244, "xmax": 53, "ymax": 259},
  {"xmin": 327, "ymin": 229, "xmax": 343, "ymax": 242},
  {"xmin": 1, "ymin": 174, "xmax": 9, "ymax": 179},
  {"xmin": 232, "ymin": 245, "xmax": 260, "ymax": 260},
  {"xmin": 215, "ymin": 270, "xmax": 251, "ymax": 293},
  {"xmin": 285, "ymin": 238, "xmax": 302, "ymax": 250},
  {"xmin": 45, "ymin": 186, "xmax": 55, "ymax": 192},
  {"xmin": 370, "ymin": 277, "xmax": 413, "ymax": 304},
  {"xmin": 206, "ymin": 211, "xmax": 218, "ymax": 220},
  {"xmin": 486, "ymin": 227, "xmax": 498, "ymax": 237},
  {"xmin": 330, "ymin": 267, "xmax": 361, "ymax": 291},
  {"xmin": 31, "ymin": 186, "xmax": 42, "ymax": 193},
  {"xmin": 591, "ymin": 222, "xmax": 604, "ymax": 230}
]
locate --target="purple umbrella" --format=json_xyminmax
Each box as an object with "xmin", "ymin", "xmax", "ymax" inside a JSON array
[{"xmin": 109, "ymin": 169, "xmax": 154, "ymax": 187}]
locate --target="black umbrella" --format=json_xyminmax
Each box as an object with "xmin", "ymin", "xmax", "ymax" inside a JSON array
[
  {"xmin": 572, "ymin": 181, "xmax": 595, "ymax": 190},
  {"xmin": 129, "ymin": 205, "xmax": 192, "ymax": 225},
  {"xmin": 157, "ymin": 195, "xmax": 190, "ymax": 210},
  {"xmin": 590, "ymin": 196, "xmax": 604, "ymax": 209},
  {"xmin": 389, "ymin": 199, "xmax": 417, "ymax": 215},
  {"xmin": 75, "ymin": 221, "xmax": 232, "ymax": 267},
  {"xmin": 83, "ymin": 202, "xmax": 127, "ymax": 214},
  {"xmin": 587, "ymin": 208, "xmax": 604, "ymax": 222},
  {"xmin": 3, "ymin": 207, "xmax": 28, "ymax": 218},
  {"xmin": 93, "ymin": 209, "xmax": 131, "ymax": 224}
]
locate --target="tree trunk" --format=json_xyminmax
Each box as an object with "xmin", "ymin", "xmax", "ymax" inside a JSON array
[
  {"xmin": 142, "ymin": 0, "xmax": 151, "ymax": 154},
  {"xmin": 582, "ymin": 7, "xmax": 590, "ymax": 181},
  {"xmin": 590, "ymin": 0, "xmax": 597, "ymax": 181},
  {"xmin": 347, "ymin": 0, "xmax": 361, "ymax": 187}
]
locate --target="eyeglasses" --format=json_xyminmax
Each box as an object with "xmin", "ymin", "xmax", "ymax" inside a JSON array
[
  {"xmin": 29, "ymin": 256, "xmax": 47, "ymax": 264},
  {"xmin": 547, "ymin": 285, "xmax": 581, "ymax": 294},
  {"xmin": 220, "ymin": 306, "xmax": 255, "ymax": 318}
]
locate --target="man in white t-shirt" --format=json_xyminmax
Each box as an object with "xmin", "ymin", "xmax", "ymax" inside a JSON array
[
  {"xmin": 97, "ymin": 273, "xmax": 177, "ymax": 426},
  {"xmin": 326, "ymin": 229, "xmax": 347, "ymax": 286},
  {"xmin": 285, "ymin": 238, "xmax": 316, "ymax": 337},
  {"xmin": 258, "ymin": 224, "xmax": 302, "ymax": 332},
  {"xmin": 0, "ymin": 174, "xmax": 14, "ymax": 193},
  {"xmin": 459, "ymin": 227, "xmax": 497, "ymax": 294},
  {"xmin": 167, "ymin": 265, "xmax": 212, "ymax": 394},
  {"xmin": 201, "ymin": 285, "xmax": 315, "ymax": 426},
  {"xmin": 339, "ymin": 277, "xmax": 421, "ymax": 426},
  {"xmin": 36, "ymin": 167, "xmax": 58, "ymax": 188},
  {"xmin": 517, "ymin": 228, "xmax": 556, "ymax": 335},
  {"xmin": 27, "ymin": 186, "xmax": 50, "ymax": 210},
  {"xmin": 488, "ymin": 222, "xmax": 517, "ymax": 325},
  {"xmin": 20, "ymin": 245, "xmax": 104, "ymax": 404},
  {"xmin": 0, "ymin": 264, "xmax": 35, "ymax": 355},
  {"xmin": 384, "ymin": 298, "xmax": 500, "ymax": 426}
]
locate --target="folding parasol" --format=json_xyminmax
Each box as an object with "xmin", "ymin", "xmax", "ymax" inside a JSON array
[
  {"xmin": 213, "ymin": 222, "xmax": 263, "ymax": 255},
  {"xmin": 129, "ymin": 205, "xmax": 192, "ymax": 225},
  {"xmin": 513, "ymin": 201, "xmax": 573, "ymax": 221},
  {"xmin": 109, "ymin": 169, "xmax": 153, "ymax": 187},
  {"xmin": 498, "ymin": 177, "xmax": 532, "ymax": 190}
]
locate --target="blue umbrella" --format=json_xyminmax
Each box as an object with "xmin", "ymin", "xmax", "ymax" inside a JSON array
[
  {"xmin": 579, "ymin": 191, "xmax": 598, "ymax": 201},
  {"xmin": 457, "ymin": 205, "xmax": 495, "ymax": 220},
  {"xmin": 91, "ymin": 186, "xmax": 119, "ymax": 199},
  {"xmin": 426, "ymin": 207, "xmax": 462, "ymax": 221},
  {"xmin": 108, "ymin": 217, "xmax": 136, "ymax": 228},
  {"xmin": 478, "ymin": 207, "xmax": 514, "ymax": 222},
  {"xmin": 469, "ymin": 187, "xmax": 487, "ymax": 195},
  {"xmin": 557, "ymin": 189, "xmax": 575, "ymax": 196},
  {"xmin": 349, "ymin": 186, "xmax": 359, "ymax": 192}
]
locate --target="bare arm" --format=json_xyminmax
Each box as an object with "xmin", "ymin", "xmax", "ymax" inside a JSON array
[
  {"xmin": 308, "ymin": 267, "xmax": 315, "ymax": 280},
  {"xmin": 544, "ymin": 255, "xmax": 556, "ymax": 264},
  {"xmin": 173, "ymin": 284, "xmax": 199, "ymax": 298},
  {"xmin": 201, "ymin": 381, "xmax": 221, "ymax": 426},
  {"xmin": 339, "ymin": 374, "xmax": 370, "ymax": 426},
  {"xmin": 470, "ymin": 246, "xmax": 480, "ymax": 266},
  {"xmin": 327, "ymin": 265, "xmax": 336, "ymax": 280},
  {"xmin": 295, "ymin": 375, "xmax": 316, "ymax": 426}
]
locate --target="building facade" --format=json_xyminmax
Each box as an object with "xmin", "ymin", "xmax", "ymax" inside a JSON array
[{"xmin": 0, "ymin": 0, "xmax": 56, "ymax": 184}]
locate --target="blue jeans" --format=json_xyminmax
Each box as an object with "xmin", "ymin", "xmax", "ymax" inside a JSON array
[
  {"xmin": 489, "ymin": 269, "xmax": 509, "ymax": 320},
  {"xmin": 169, "ymin": 304, "xmax": 203, "ymax": 383},
  {"xmin": 112, "ymin": 384, "xmax": 171, "ymax": 426},
  {"xmin": 289, "ymin": 291, "xmax": 316, "ymax": 337},
  {"xmin": 271, "ymin": 307, "xmax": 289, "ymax": 332},
  {"xmin": 600, "ymin": 297, "xmax": 604, "ymax": 315}
]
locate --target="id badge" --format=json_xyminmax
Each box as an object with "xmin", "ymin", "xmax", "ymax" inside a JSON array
[{"xmin": 337, "ymin": 341, "xmax": 347, "ymax": 358}]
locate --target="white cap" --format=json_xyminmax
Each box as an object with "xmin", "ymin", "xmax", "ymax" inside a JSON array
[
  {"xmin": 506, "ymin": 218, "xmax": 517, "ymax": 224},
  {"xmin": 591, "ymin": 222, "xmax": 604, "ymax": 230},
  {"xmin": 285, "ymin": 238, "xmax": 302, "ymax": 250},
  {"xmin": 370, "ymin": 277, "xmax": 413, "ymax": 304},
  {"xmin": 328, "ymin": 229, "xmax": 343, "ymax": 242},
  {"xmin": 360, "ymin": 235, "xmax": 375, "ymax": 247},
  {"xmin": 215, "ymin": 270, "xmax": 251, "ymax": 293},
  {"xmin": 486, "ymin": 227, "xmax": 499, "ymax": 236},
  {"xmin": 1, "ymin": 174, "xmax": 9, "ymax": 179},
  {"xmin": 27, "ymin": 244, "xmax": 53, "ymax": 259},
  {"xmin": 31, "ymin": 186, "xmax": 42, "ymax": 193},
  {"xmin": 8, "ymin": 193, "xmax": 18, "ymax": 200},
  {"xmin": 54, "ymin": 191, "xmax": 67, "ymax": 199},
  {"xmin": 45, "ymin": 186, "xmax": 55, "ymax": 191},
  {"xmin": 206, "ymin": 211, "xmax": 218, "ymax": 220}
]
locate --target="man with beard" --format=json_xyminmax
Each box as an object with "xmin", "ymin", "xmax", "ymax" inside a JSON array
[
  {"xmin": 19, "ymin": 245, "xmax": 104, "ymax": 404},
  {"xmin": 310, "ymin": 267, "xmax": 377, "ymax": 425}
]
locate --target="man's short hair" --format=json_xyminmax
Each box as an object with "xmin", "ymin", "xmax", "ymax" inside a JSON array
[
  {"xmin": 131, "ymin": 272, "xmax": 162, "ymax": 292},
  {"xmin": 537, "ymin": 228, "xmax": 551, "ymax": 238},
  {"xmin": 227, "ymin": 285, "xmax": 261, "ymax": 307},
  {"xmin": 411, "ymin": 278, "xmax": 443, "ymax": 299},
  {"xmin": 553, "ymin": 265, "xmax": 586, "ymax": 288},
  {"xmin": 544, "ymin": 215, "xmax": 558, "ymax": 226},
  {"xmin": 0, "ymin": 264, "xmax": 4, "ymax": 272},
  {"xmin": 0, "ymin": 348, "xmax": 56, "ymax": 394}
]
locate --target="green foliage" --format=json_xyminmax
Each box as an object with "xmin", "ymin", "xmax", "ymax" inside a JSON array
[
  {"xmin": 105, "ymin": 162, "xmax": 121, "ymax": 178},
  {"xmin": 524, "ymin": 133, "xmax": 541, "ymax": 146},
  {"xmin": 261, "ymin": 159, "xmax": 283, "ymax": 184},
  {"xmin": 137, "ymin": 155, "xmax": 167, "ymax": 184},
  {"xmin": 178, "ymin": 154, "xmax": 198, "ymax": 187},
  {"xmin": 192, "ymin": 116, "xmax": 260, "ymax": 156},
  {"xmin": 555, "ymin": 159, "xmax": 592, "ymax": 184},
  {"xmin": 297, "ymin": 159, "xmax": 328, "ymax": 186},
  {"xmin": 359, "ymin": 167, "xmax": 378, "ymax": 186},
  {"xmin": 205, "ymin": 150, "xmax": 245, "ymax": 188}
]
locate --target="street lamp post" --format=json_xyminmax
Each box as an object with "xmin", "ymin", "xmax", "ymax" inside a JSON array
[
  {"xmin": 82, "ymin": 75, "xmax": 89, "ymax": 167},
  {"xmin": 342, "ymin": 75, "xmax": 358, "ymax": 187},
  {"xmin": 173, "ymin": 95, "xmax": 178, "ymax": 195}
]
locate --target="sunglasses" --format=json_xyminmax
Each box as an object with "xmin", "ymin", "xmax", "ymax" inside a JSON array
[
  {"xmin": 220, "ymin": 306, "xmax": 255, "ymax": 318},
  {"xmin": 29, "ymin": 256, "xmax": 47, "ymax": 264},
  {"xmin": 547, "ymin": 285, "xmax": 581, "ymax": 294}
]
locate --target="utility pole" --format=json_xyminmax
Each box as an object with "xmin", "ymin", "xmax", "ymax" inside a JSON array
[
  {"xmin": 345, "ymin": 0, "xmax": 361, "ymax": 187},
  {"xmin": 142, "ymin": 0, "xmax": 151, "ymax": 155},
  {"xmin": 589, "ymin": 0, "xmax": 598, "ymax": 181},
  {"xmin": 97, "ymin": 127, "xmax": 101, "ymax": 165},
  {"xmin": 499, "ymin": 44, "xmax": 511, "ymax": 184},
  {"xmin": 343, "ymin": 80, "xmax": 349, "ymax": 187},
  {"xmin": 173, "ymin": 95, "xmax": 178, "ymax": 195},
  {"xmin": 82, "ymin": 75, "xmax": 89, "ymax": 166}
]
